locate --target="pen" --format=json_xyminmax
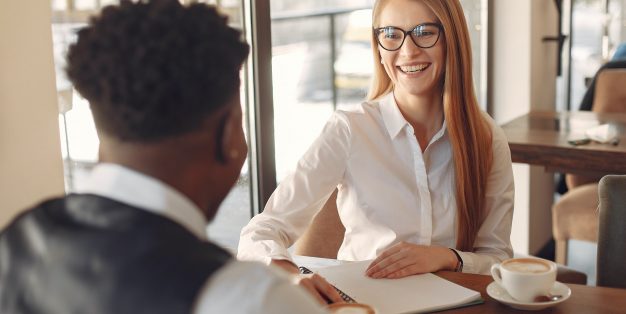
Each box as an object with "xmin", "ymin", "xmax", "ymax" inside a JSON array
[{"xmin": 298, "ymin": 266, "xmax": 357, "ymax": 303}]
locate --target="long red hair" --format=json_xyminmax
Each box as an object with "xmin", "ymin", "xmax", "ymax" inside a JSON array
[{"xmin": 368, "ymin": 0, "xmax": 493, "ymax": 251}]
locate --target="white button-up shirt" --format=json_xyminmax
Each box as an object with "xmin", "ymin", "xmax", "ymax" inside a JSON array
[
  {"xmin": 77, "ymin": 164, "xmax": 327, "ymax": 314},
  {"xmin": 238, "ymin": 93, "xmax": 514, "ymax": 275}
]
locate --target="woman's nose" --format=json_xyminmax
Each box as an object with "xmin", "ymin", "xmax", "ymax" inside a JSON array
[{"xmin": 399, "ymin": 36, "xmax": 422, "ymax": 57}]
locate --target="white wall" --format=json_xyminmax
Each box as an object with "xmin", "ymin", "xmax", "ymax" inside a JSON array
[
  {"xmin": 0, "ymin": 1, "xmax": 65, "ymax": 227},
  {"xmin": 490, "ymin": 0, "xmax": 558, "ymax": 255}
]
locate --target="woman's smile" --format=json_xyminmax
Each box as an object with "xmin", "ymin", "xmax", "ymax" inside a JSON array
[{"xmin": 397, "ymin": 63, "xmax": 431, "ymax": 74}]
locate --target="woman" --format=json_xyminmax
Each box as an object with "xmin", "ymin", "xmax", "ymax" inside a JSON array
[{"xmin": 239, "ymin": 0, "xmax": 513, "ymax": 283}]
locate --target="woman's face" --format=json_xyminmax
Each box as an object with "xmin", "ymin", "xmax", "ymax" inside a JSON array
[{"xmin": 376, "ymin": 0, "xmax": 446, "ymax": 99}]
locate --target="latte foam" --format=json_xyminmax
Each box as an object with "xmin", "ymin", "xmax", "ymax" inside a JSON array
[{"xmin": 503, "ymin": 260, "xmax": 551, "ymax": 274}]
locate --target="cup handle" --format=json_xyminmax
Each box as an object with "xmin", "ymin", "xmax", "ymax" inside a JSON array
[{"xmin": 491, "ymin": 263, "xmax": 503, "ymax": 286}]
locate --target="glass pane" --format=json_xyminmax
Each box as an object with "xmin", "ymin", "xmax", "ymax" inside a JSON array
[
  {"xmin": 74, "ymin": 0, "xmax": 98, "ymax": 11},
  {"xmin": 51, "ymin": 22, "xmax": 98, "ymax": 191},
  {"xmin": 271, "ymin": 0, "xmax": 487, "ymax": 182},
  {"xmin": 50, "ymin": 0, "xmax": 251, "ymax": 251},
  {"xmin": 562, "ymin": 0, "xmax": 625, "ymax": 110},
  {"xmin": 608, "ymin": 0, "xmax": 625, "ymax": 59},
  {"xmin": 459, "ymin": 0, "xmax": 486, "ymax": 107},
  {"xmin": 569, "ymin": 0, "xmax": 609, "ymax": 109},
  {"xmin": 272, "ymin": 14, "xmax": 335, "ymax": 180},
  {"xmin": 271, "ymin": 1, "xmax": 372, "ymax": 181},
  {"xmin": 335, "ymin": 9, "xmax": 373, "ymax": 108}
]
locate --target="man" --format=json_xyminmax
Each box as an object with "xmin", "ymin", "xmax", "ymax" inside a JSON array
[{"xmin": 0, "ymin": 0, "xmax": 337, "ymax": 313}]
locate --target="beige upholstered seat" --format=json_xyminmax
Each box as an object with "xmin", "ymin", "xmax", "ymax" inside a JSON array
[
  {"xmin": 294, "ymin": 190, "xmax": 343, "ymax": 259},
  {"xmin": 552, "ymin": 183, "xmax": 600, "ymax": 264},
  {"xmin": 555, "ymin": 68, "xmax": 626, "ymax": 264},
  {"xmin": 297, "ymin": 189, "xmax": 587, "ymax": 284},
  {"xmin": 593, "ymin": 69, "xmax": 626, "ymax": 113}
]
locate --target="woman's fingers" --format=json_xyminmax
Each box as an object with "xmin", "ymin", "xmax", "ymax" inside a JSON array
[
  {"xmin": 366, "ymin": 243, "xmax": 443, "ymax": 278},
  {"xmin": 366, "ymin": 242, "xmax": 406, "ymax": 272},
  {"xmin": 366, "ymin": 242, "xmax": 410, "ymax": 275},
  {"xmin": 367, "ymin": 253, "xmax": 413, "ymax": 278},
  {"xmin": 384, "ymin": 264, "xmax": 422, "ymax": 279}
]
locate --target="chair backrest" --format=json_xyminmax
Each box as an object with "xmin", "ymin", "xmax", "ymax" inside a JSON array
[
  {"xmin": 293, "ymin": 189, "xmax": 344, "ymax": 259},
  {"xmin": 566, "ymin": 68, "xmax": 626, "ymax": 189},
  {"xmin": 593, "ymin": 69, "xmax": 626, "ymax": 113},
  {"xmin": 596, "ymin": 175, "xmax": 626, "ymax": 288}
]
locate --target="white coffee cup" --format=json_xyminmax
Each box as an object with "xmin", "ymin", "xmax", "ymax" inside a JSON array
[{"xmin": 490, "ymin": 257, "xmax": 557, "ymax": 303}]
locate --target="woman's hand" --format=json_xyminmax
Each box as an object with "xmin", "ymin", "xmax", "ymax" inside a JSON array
[
  {"xmin": 271, "ymin": 259, "xmax": 344, "ymax": 305},
  {"xmin": 365, "ymin": 242, "xmax": 458, "ymax": 279}
]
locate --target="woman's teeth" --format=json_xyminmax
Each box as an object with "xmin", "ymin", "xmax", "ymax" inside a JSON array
[{"xmin": 399, "ymin": 64, "xmax": 429, "ymax": 73}]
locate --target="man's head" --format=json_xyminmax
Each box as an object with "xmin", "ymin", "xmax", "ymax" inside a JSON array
[
  {"xmin": 66, "ymin": 0, "xmax": 249, "ymax": 142},
  {"xmin": 66, "ymin": 0, "xmax": 250, "ymax": 219}
]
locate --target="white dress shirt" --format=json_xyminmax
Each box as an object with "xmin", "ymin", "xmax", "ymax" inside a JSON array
[
  {"xmin": 77, "ymin": 164, "xmax": 328, "ymax": 314},
  {"xmin": 238, "ymin": 93, "xmax": 514, "ymax": 275}
]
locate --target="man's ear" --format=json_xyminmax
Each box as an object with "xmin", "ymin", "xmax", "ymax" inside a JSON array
[{"xmin": 216, "ymin": 107, "xmax": 238, "ymax": 165}]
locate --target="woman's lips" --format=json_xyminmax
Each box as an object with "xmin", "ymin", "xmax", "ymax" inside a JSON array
[{"xmin": 397, "ymin": 63, "xmax": 431, "ymax": 73}]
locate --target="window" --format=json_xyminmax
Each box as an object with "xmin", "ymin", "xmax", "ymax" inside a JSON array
[
  {"xmin": 565, "ymin": 0, "xmax": 624, "ymax": 110},
  {"xmin": 50, "ymin": 0, "xmax": 252, "ymax": 251},
  {"xmin": 270, "ymin": 0, "xmax": 489, "ymax": 182}
]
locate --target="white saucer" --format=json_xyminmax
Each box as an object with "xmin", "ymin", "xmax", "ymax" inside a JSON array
[{"xmin": 486, "ymin": 281, "xmax": 571, "ymax": 311}]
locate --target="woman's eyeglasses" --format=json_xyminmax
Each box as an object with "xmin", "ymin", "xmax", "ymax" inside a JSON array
[{"xmin": 374, "ymin": 23, "xmax": 443, "ymax": 51}]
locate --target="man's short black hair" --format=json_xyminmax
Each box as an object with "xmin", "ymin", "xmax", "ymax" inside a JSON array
[{"xmin": 66, "ymin": 0, "xmax": 250, "ymax": 142}]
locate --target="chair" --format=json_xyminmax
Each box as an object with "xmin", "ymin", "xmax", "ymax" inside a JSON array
[
  {"xmin": 552, "ymin": 183, "xmax": 600, "ymax": 265},
  {"xmin": 553, "ymin": 67, "xmax": 626, "ymax": 264},
  {"xmin": 596, "ymin": 175, "xmax": 626, "ymax": 288},
  {"xmin": 294, "ymin": 189, "xmax": 343, "ymax": 259},
  {"xmin": 592, "ymin": 68, "xmax": 626, "ymax": 113},
  {"xmin": 297, "ymin": 189, "xmax": 587, "ymax": 284}
]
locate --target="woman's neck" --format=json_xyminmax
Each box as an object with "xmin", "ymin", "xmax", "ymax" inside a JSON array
[{"xmin": 393, "ymin": 88, "xmax": 444, "ymax": 151}]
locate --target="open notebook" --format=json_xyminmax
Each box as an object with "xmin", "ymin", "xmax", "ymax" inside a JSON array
[{"xmin": 311, "ymin": 260, "xmax": 482, "ymax": 314}]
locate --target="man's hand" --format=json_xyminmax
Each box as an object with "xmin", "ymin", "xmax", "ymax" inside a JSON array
[
  {"xmin": 365, "ymin": 243, "xmax": 457, "ymax": 279},
  {"xmin": 271, "ymin": 259, "xmax": 300, "ymax": 274},
  {"xmin": 271, "ymin": 259, "xmax": 343, "ymax": 305}
]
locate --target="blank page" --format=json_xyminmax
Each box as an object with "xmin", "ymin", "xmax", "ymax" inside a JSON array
[{"xmin": 314, "ymin": 260, "xmax": 481, "ymax": 314}]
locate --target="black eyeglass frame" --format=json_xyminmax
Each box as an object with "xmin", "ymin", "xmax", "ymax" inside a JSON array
[{"xmin": 373, "ymin": 23, "xmax": 443, "ymax": 51}]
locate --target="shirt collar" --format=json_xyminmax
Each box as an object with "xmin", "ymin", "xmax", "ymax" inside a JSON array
[
  {"xmin": 379, "ymin": 92, "xmax": 447, "ymax": 141},
  {"xmin": 380, "ymin": 92, "xmax": 410, "ymax": 139},
  {"xmin": 75, "ymin": 163, "xmax": 208, "ymax": 240}
]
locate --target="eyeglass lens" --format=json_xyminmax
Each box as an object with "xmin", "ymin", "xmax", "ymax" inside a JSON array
[{"xmin": 376, "ymin": 24, "xmax": 441, "ymax": 51}]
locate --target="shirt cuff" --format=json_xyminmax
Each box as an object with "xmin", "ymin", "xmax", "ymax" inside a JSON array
[
  {"xmin": 456, "ymin": 251, "xmax": 475, "ymax": 274},
  {"xmin": 236, "ymin": 246, "xmax": 293, "ymax": 266}
]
